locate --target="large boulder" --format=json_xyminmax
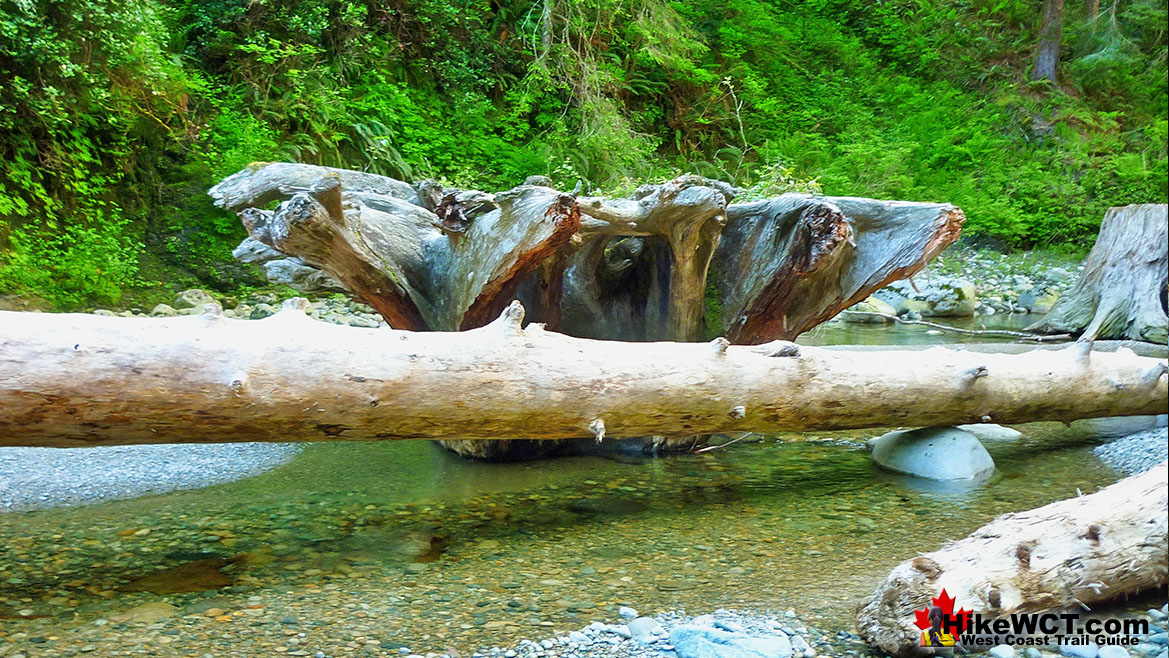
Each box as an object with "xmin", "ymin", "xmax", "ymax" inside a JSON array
[
  {"xmin": 870, "ymin": 427, "xmax": 994, "ymax": 481},
  {"xmin": 844, "ymin": 296, "xmax": 897, "ymax": 323},
  {"xmin": 172, "ymin": 289, "xmax": 217, "ymax": 310},
  {"xmin": 670, "ymin": 625, "xmax": 794, "ymax": 658}
]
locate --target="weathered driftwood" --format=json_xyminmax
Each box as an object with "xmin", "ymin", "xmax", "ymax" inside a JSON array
[
  {"xmin": 211, "ymin": 164, "xmax": 580, "ymax": 332},
  {"xmin": 561, "ymin": 176, "xmax": 733, "ymax": 342},
  {"xmin": 213, "ymin": 165, "xmax": 963, "ymax": 347},
  {"xmin": 714, "ymin": 196, "xmax": 964, "ymax": 344},
  {"xmin": 1028, "ymin": 204, "xmax": 1168, "ymax": 344},
  {"xmin": 856, "ymin": 462, "xmax": 1169, "ymax": 656},
  {"xmin": 0, "ymin": 302, "xmax": 1165, "ymax": 448}
]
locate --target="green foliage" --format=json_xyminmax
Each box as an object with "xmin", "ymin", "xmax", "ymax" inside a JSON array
[{"xmin": 0, "ymin": 0, "xmax": 1166, "ymax": 307}]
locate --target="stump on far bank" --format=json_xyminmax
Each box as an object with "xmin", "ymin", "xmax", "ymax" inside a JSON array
[{"xmin": 1028, "ymin": 204, "xmax": 1168, "ymax": 345}]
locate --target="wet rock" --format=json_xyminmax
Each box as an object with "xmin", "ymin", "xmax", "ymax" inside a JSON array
[
  {"xmin": 108, "ymin": 602, "xmax": 179, "ymax": 624},
  {"xmin": 629, "ymin": 617, "xmax": 665, "ymax": 643},
  {"xmin": 877, "ymin": 277, "xmax": 977, "ymax": 318},
  {"xmin": 670, "ymin": 625, "xmax": 793, "ymax": 658},
  {"xmin": 173, "ymin": 289, "xmax": 217, "ymax": 310},
  {"xmin": 870, "ymin": 427, "xmax": 994, "ymax": 481},
  {"xmin": 990, "ymin": 645, "xmax": 1017, "ymax": 658},
  {"xmin": 1097, "ymin": 647, "xmax": 1130, "ymax": 658}
]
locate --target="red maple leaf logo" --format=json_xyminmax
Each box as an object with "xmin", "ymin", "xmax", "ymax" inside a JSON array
[{"xmin": 913, "ymin": 589, "xmax": 972, "ymax": 635}]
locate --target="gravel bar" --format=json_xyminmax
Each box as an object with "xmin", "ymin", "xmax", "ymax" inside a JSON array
[{"xmin": 0, "ymin": 443, "xmax": 301, "ymax": 513}]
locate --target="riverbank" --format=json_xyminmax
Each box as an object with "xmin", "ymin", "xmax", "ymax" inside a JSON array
[{"xmin": 0, "ymin": 443, "xmax": 301, "ymax": 513}]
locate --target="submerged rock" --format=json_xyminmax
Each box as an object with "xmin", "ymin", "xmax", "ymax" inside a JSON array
[{"xmin": 870, "ymin": 427, "xmax": 994, "ymax": 481}]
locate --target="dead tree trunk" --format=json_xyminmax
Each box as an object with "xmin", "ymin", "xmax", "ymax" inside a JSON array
[
  {"xmin": 856, "ymin": 462, "xmax": 1169, "ymax": 656},
  {"xmin": 1028, "ymin": 204, "xmax": 1168, "ymax": 344},
  {"xmin": 1033, "ymin": 0, "xmax": 1066, "ymax": 83},
  {"xmin": 0, "ymin": 303, "xmax": 1165, "ymax": 448}
]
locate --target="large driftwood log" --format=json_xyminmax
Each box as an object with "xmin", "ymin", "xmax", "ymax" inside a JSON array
[
  {"xmin": 714, "ymin": 196, "xmax": 964, "ymax": 344},
  {"xmin": 1028, "ymin": 204, "xmax": 1168, "ymax": 344},
  {"xmin": 213, "ymin": 167, "xmax": 968, "ymax": 460},
  {"xmin": 856, "ymin": 462, "xmax": 1169, "ymax": 656},
  {"xmin": 0, "ymin": 303, "xmax": 1165, "ymax": 448},
  {"xmin": 210, "ymin": 164, "xmax": 580, "ymax": 332}
]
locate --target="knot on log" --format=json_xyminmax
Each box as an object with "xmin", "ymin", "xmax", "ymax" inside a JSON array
[
  {"xmin": 709, "ymin": 337, "xmax": 730, "ymax": 357},
  {"xmin": 588, "ymin": 418, "xmax": 606, "ymax": 444},
  {"xmin": 911, "ymin": 557, "xmax": 943, "ymax": 579},
  {"xmin": 494, "ymin": 301, "xmax": 526, "ymax": 334},
  {"xmin": 751, "ymin": 340, "xmax": 800, "ymax": 358},
  {"xmin": 1141, "ymin": 362, "xmax": 1168, "ymax": 388}
]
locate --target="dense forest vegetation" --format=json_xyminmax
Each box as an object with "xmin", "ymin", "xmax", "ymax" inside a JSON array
[{"xmin": 0, "ymin": 0, "xmax": 1166, "ymax": 308}]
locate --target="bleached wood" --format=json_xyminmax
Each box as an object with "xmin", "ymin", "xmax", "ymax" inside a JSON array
[
  {"xmin": 1028, "ymin": 204, "xmax": 1168, "ymax": 344},
  {"xmin": 856, "ymin": 462, "xmax": 1169, "ymax": 655},
  {"xmin": 0, "ymin": 302, "xmax": 1164, "ymax": 447}
]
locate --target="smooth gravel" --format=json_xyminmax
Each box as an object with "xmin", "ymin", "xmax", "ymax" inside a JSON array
[
  {"xmin": 0, "ymin": 443, "xmax": 301, "ymax": 512},
  {"xmin": 1093, "ymin": 427, "xmax": 1169, "ymax": 476}
]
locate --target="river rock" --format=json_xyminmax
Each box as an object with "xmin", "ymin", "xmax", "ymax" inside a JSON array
[
  {"xmin": 1058, "ymin": 641, "xmax": 1099, "ymax": 658},
  {"xmin": 669, "ymin": 625, "xmax": 793, "ymax": 658},
  {"xmin": 150, "ymin": 303, "xmax": 179, "ymax": 317},
  {"xmin": 250, "ymin": 303, "xmax": 277, "ymax": 319},
  {"xmin": 956, "ymin": 423, "xmax": 1023, "ymax": 441},
  {"xmin": 173, "ymin": 288, "xmax": 217, "ymax": 310},
  {"xmin": 108, "ymin": 601, "xmax": 179, "ymax": 624},
  {"xmin": 1019, "ymin": 287, "xmax": 1060, "ymax": 314},
  {"xmin": 844, "ymin": 297, "xmax": 896, "ymax": 323},
  {"xmin": 877, "ymin": 277, "xmax": 977, "ymax": 318},
  {"xmin": 263, "ymin": 258, "xmax": 347, "ymax": 293},
  {"xmin": 870, "ymin": 427, "xmax": 995, "ymax": 480},
  {"xmin": 629, "ymin": 617, "xmax": 665, "ymax": 643}
]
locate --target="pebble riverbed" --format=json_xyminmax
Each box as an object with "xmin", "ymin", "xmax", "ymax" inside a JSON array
[{"xmin": 1, "ymin": 418, "xmax": 1163, "ymax": 658}]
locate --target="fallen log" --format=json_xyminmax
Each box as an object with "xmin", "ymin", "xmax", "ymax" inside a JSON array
[
  {"xmin": 0, "ymin": 302, "xmax": 1164, "ymax": 448},
  {"xmin": 855, "ymin": 462, "xmax": 1169, "ymax": 656},
  {"xmin": 1028, "ymin": 204, "xmax": 1168, "ymax": 344}
]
